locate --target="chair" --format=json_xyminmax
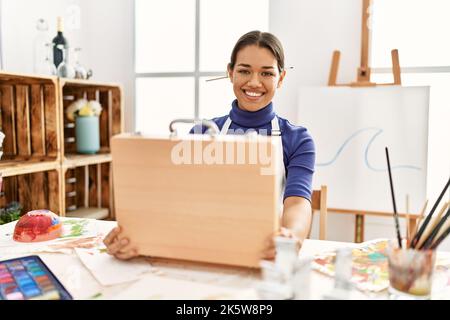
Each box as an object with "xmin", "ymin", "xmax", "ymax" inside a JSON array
[{"xmin": 311, "ymin": 185, "xmax": 328, "ymax": 240}]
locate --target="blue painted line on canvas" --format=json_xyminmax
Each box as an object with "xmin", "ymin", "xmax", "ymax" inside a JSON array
[{"xmin": 316, "ymin": 127, "xmax": 421, "ymax": 172}]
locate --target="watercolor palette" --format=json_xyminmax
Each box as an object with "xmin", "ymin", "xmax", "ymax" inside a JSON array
[
  {"xmin": 312, "ymin": 239, "xmax": 390, "ymax": 292},
  {"xmin": 0, "ymin": 255, "xmax": 72, "ymax": 300}
]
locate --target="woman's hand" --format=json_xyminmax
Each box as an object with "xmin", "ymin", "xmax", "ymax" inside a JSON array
[
  {"xmin": 103, "ymin": 226, "xmax": 139, "ymax": 260},
  {"xmin": 261, "ymin": 227, "xmax": 302, "ymax": 260}
]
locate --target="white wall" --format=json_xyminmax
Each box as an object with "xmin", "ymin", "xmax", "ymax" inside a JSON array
[
  {"xmin": 1, "ymin": 0, "xmax": 82, "ymax": 72},
  {"xmin": 0, "ymin": 0, "xmax": 134, "ymax": 131},
  {"xmin": 269, "ymin": 0, "xmax": 362, "ymax": 122}
]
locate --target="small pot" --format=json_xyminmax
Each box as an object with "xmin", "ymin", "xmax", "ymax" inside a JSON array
[{"xmin": 75, "ymin": 116, "xmax": 100, "ymax": 154}]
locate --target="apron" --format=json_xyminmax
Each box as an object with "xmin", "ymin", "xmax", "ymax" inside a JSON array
[{"xmin": 220, "ymin": 116, "xmax": 286, "ymax": 214}]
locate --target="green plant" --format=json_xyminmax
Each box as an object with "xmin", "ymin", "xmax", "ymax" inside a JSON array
[{"xmin": 0, "ymin": 201, "xmax": 23, "ymax": 225}]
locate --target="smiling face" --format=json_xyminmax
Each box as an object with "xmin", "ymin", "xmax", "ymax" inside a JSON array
[{"xmin": 228, "ymin": 45, "xmax": 285, "ymax": 112}]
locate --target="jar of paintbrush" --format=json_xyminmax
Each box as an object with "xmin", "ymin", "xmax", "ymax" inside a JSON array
[
  {"xmin": 387, "ymin": 178, "xmax": 450, "ymax": 299},
  {"xmin": 387, "ymin": 239, "xmax": 436, "ymax": 299},
  {"xmin": 384, "ymin": 148, "xmax": 450, "ymax": 299}
]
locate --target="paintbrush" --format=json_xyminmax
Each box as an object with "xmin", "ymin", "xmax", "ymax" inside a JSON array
[
  {"xmin": 415, "ymin": 202, "xmax": 449, "ymax": 249},
  {"xmin": 429, "ymin": 206, "xmax": 450, "ymax": 250},
  {"xmin": 419, "ymin": 202, "xmax": 450, "ymax": 250},
  {"xmin": 409, "ymin": 199, "xmax": 429, "ymax": 244},
  {"xmin": 205, "ymin": 76, "xmax": 228, "ymax": 82},
  {"xmin": 405, "ymin": 195, "xmax": 410, "ymax": 247},
  {"xmin": 428, "ymin": 204, "xmax": 450, "ymax": 249},
  {"xmin": 385, "ymin": 147, "xmax": 402, "ymax": 248},
  {"xmin": 410, "ymin": 177, "xmax": 450, "ymax": 249},
  {"xmin": 405, "ymin": 195, "xmax": 412, "ymax": 247}
]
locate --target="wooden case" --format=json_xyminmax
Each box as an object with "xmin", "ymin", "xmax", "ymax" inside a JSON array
[{"xmin": 111, "ymin": 133, "xmax": 282, "ymax": 268}]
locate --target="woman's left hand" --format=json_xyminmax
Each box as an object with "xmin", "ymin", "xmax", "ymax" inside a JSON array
[{"xmin": 260, "ymin": 227, "xmax": 302, "ymax": 260}]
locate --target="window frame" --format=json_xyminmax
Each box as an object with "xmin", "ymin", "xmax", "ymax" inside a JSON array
[{"xmin": 133, "ymin": 0, "xmax": 227, "ymax": 131}]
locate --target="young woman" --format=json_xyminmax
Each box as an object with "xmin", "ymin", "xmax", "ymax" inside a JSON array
[{"xmin": 104, "ymin": 30, "xmax": 315, "ymax": 260}]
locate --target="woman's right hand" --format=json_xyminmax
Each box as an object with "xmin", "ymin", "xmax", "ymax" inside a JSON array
[{"xmin": 103, "ymin": 226, "xmax": 139, "ymax": 260}]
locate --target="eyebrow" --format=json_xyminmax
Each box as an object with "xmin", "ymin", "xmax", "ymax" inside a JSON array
[{"xmin": 237, "ymin": 63, "xmax": 275, "ymax": 70}]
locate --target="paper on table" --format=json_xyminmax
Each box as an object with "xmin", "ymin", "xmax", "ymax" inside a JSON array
[
  {"xmin": 110, "ymin": 274, "xmax": 260, "ymax": 300},
  {"xmin": 60, "ymin": 218, "xmax": 99, "ymax": 239},
  {"xmin": 75, "ymin": 247, "xmax": 152, "ymax": 286}
]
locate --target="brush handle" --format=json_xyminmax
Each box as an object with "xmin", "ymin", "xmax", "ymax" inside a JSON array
[
  {"xmin": 409, "ymin": 200, "xmax": 428, "ymax": 246},
  {"xmin": 430, "ymin": 212, "xmax": 450, "ymax": 250},
  {"xmin": 411, "ymin": 177, "xmax": 450, "ymax": 248},
  {"xmin": 421, "ymin": 206, "xmax": 450, "ymax": 250},
  {"xmin": 385, "ymin": 147, "xmax": 402, "ymax": 248}
]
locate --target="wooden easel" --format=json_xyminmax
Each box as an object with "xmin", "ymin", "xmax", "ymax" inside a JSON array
[
  {"xmin": 328, "ymin": 0, "xmax": 402, "ymax": 87},
  {"xmin": 325, "ymin": 0, "xmax": 421, "ymax": 242}
]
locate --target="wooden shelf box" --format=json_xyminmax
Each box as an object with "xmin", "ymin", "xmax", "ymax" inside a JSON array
[
  {"xmin": 62, "ymin": 162, "xmax": 113, "ymax": 219},
  {"xmin": 59, "ymin": 79, "xmax": 123, "ymax": 158},
  {"xmin": 0, "ymin": 73, "xmax": 60, "ymax": 163},
  {"xmin": 0, "ymin": 169, "xmax": 62, "ymax": 215},
  {"xmin": 0, "ymin": 72, "xmax": 123, "ymax": 220}
]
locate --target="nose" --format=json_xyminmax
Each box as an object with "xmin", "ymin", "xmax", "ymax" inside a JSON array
[{"xmin": 247, "ymin": 72, "xmax": 262, "ymax": 87}]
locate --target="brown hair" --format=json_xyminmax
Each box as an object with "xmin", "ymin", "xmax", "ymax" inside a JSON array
[{"xmin": 228, "ymin": 30, "xmax": 285, "ymax": 73}]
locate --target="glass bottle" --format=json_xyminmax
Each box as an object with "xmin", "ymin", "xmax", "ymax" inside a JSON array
[
  {"xmin": 36, "ymin": 43, "xmax": 57, "ymax": 76},
  {"xmin": 73, "ymin": 47, "xmax": 88, "ymax": 79},
  {"xmin": 57, "ymin": 45, "xmax": 76, "ymax": 79},
  {"xmin": 334, "ymin": 247, "xmax": 353, "ymax": 291},
  {"xmin": 52, "ymin": 16, "xmax": 68, "ymax": 69},
  {"xmin": 33, "ymin": 18, "xmax": 51, "ymax": 74}
]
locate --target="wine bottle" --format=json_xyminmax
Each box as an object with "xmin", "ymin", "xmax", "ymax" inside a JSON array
[{"xmin": 52, "ymin": 16, "xmax": 68, "ymax": 68}]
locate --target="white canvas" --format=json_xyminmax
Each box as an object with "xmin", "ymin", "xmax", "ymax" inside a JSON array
[{"xmin": 298, "ymin": 86, "xmax": 430, "ymax": 215}]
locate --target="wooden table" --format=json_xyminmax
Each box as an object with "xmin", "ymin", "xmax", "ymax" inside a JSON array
[{"xmin": 1, "ymin": 219, "xmax": 449, "ymax": 300}]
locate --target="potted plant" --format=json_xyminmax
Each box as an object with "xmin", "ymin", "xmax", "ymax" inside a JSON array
[
  {"xmin": 0, "ymin": 202, "xmax": 23, "ymax": 225},
  {"xmin": 66, "ymin": 99, "xmax": 103, "ymax": 154}
]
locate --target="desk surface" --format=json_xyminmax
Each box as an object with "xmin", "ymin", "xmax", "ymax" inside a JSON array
[{"xmin": 1, "ymin": 219, "xmax": 449, "ymax": 300}]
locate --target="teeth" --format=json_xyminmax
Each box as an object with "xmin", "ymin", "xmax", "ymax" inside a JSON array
[{"xmin": 245, "ymin": 91, "xmax": 263, "ymax": 97}]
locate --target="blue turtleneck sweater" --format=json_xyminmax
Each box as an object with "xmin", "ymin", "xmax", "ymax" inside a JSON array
[{"xmin": 191, "ymin": 100, "xmax": 315, "ymax": 202}]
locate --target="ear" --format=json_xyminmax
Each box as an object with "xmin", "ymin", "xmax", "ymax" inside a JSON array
[
  {"xmin": 277, "ymin": 70, "xmax": 286, "ymax": 88},
  {"xmin": 227, "ymin": 64, "xmax": 234, "ymax": 82}
]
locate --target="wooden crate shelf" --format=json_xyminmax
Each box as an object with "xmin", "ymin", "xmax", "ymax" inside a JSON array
[
  {"xmin": 0, "ymin": 72, "xmax": 58, "ymax": 85},
  {"xmin": 60, "ymin": 79, "xmax": 123, "ymax": 156},
  {"xmin": 0, "ymin": 160, "xmax": 59, "ymax": 178},
  {"xmin": 62, "ymin": 152, "xmax": 112, "ymax": 168},
  {"xmin": 0, "ymin": 72, "xmax": 60, "ymax": 163},
  {"xmin": 0, "ymin": 168, "xmax": 62, "ymax": 215},
  {"xmin": 0, "ymin": 71, "xmax": 122, "ymax": 219},
  {"xmin": 60, "ymin": 78, "xmax": 122, "ymax": 89},
  {"xmin": 62, "ymin": 162, "xmax": 114, "ymax": 219}
]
